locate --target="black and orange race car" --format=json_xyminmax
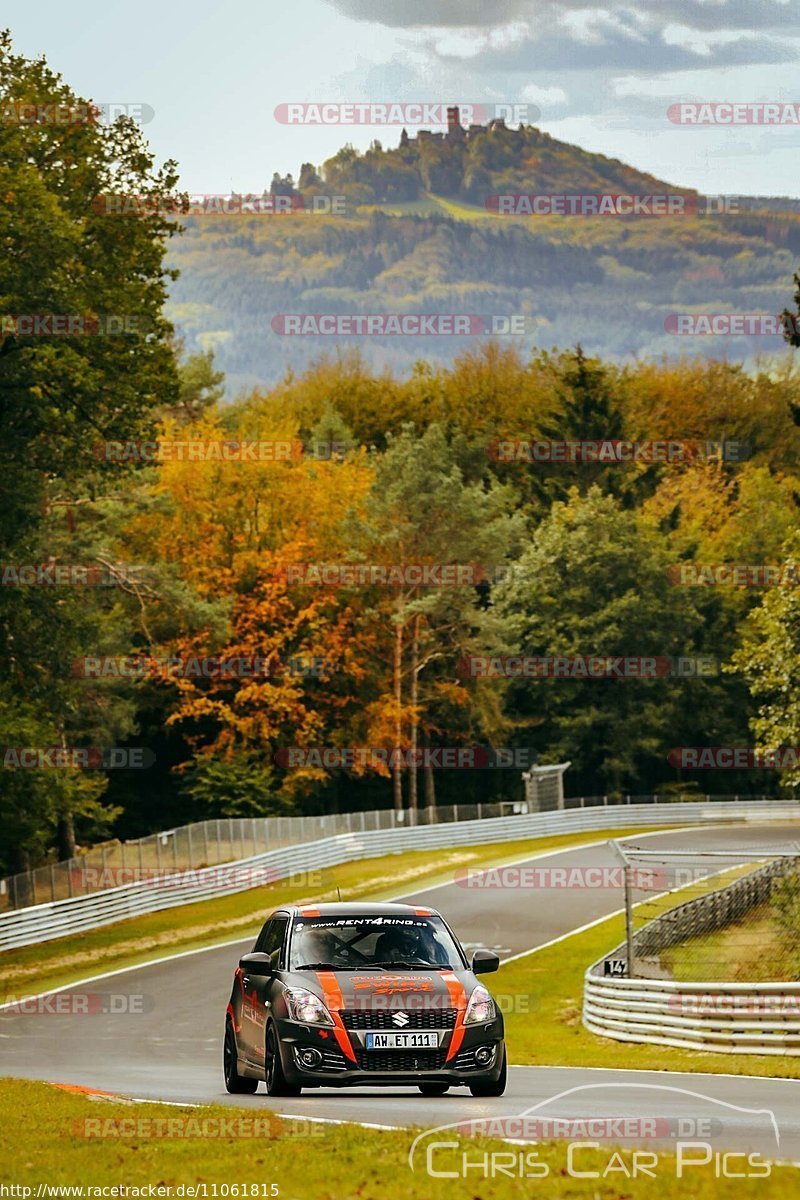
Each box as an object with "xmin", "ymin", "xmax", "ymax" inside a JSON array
[{"xmin": 224, "ymin": 901, "xmax": 506, "ymax": 1096}]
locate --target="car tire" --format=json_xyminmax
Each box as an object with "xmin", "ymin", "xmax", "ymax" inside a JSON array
[
  {"xmin": 265, "ymin": 1023, "xmax": 302, "ymax": 1096},
  {"xmin": 418, "ymin": 1083, "xmax": 449, "ymax": 1096},
  {"xmin": 223, "ymin": 1020, "xmax": 258, "ymax": 1094},
  {"xmin": 468, "ymin": 1047, "xmax": 507, "ymax": 1097}
]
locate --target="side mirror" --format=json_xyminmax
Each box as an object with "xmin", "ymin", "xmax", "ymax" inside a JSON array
[
  {"xmin": 471, "ymin": 949, "xmax": 500, "ymax": 975},
  {"xmin": 239, "ymin": 952, "xmax": 274, "ymax": 976}
]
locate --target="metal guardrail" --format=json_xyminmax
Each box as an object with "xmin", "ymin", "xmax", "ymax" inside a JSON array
[
  {"xmin": 0, "ymin": 793, "xmax": 781, "ymax": 912},
  {"xmin": 1, "ymin": 798, "xmax": 797, "ymax": 953},
  {"xmin": 584, "ymin": 850, "xmax": 800, "ymax": 1055},
  {"xmin": 583, "ymin": 975, "xmax": 800, "ymax": 1056}
]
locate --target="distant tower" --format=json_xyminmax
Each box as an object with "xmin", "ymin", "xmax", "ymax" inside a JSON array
[{"xmin": 446, "ymin": 105, "xmax": 465, "ymax": 141}]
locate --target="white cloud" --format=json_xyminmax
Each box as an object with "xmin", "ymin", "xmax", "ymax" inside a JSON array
[
  {"xmin": 520, "ymin": 82, "xmax": 569, "ymax": 105},
  {"xmin": 427, "ymin": 20, "xmax": 530, "ymax": 59},
  {"xmin": 559, "ymin": 8, "xmax": 649, "ymax": 45},
  {"xmin": 612, "ymin": 74, "xmax": 683, "ymax": 97},
  {"xmin": 662, "ymin": 24, "xmax": 714, "ymax": 55},
  {"xmin": 488, "ymin": 21, "xmax": 532, "ymax": 50},
  {"xmin": 429, "ymin": 29, "xmax": 486, "ymax": 58}
]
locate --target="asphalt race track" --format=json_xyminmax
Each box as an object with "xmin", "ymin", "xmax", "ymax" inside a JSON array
[{"xmin": 3, "ymin": 822, "xmax": 800, "ymax": 1160}]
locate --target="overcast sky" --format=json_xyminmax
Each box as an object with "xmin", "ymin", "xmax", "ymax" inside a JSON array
[{"xmin": 8, "ymin": 0, "xmax": 800, "ymax": 194}]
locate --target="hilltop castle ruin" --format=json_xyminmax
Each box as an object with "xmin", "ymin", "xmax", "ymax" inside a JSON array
[{"xmin": 413, "ymin": 105, "xmax": 508, "ymax": 144}]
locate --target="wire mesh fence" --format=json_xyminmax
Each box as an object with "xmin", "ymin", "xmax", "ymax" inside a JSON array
[
  {"xmin": 0, "ymin": 802, "xmax": 509, "ymax": 913},
  {"xmin": 607, "ymin": 839, "xmax": 800, "ymax": 982}
]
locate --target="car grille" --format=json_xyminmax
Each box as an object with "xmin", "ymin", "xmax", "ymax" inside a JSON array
[
  {"xmin": 342, "ymin": 1008, "xmax": 457, "ymax": 1030},
  {"xmin": 319, "ymin": 1048, "xmax": 348, "ymax": 1070},
  {"xmin": 355, "ymin": 1049, "xmax": 448, "ymax": 1072},
  {"xmin": 453, "ymin": 1047, "xmax": 480, "ymax": 1071}
]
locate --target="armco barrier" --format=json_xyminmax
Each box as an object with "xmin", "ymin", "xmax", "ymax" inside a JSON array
[
  {"xmin": 584, "ymin": 849, "xmax": 800, "ymax": 1055},
  {"xmin": 1, "ymin": 799, "xmax": 797, "ymax": 952},
  {"xmin": 583, "ymin": 974, "xmax": 800, "ymax": 1056}
]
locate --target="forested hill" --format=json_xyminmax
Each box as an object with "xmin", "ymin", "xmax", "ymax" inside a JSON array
[
  {"xmin": 165, "ymin": 119, "xmax": 799, "ymax": 393},
  {"xmin": 298, "ymin": 115, "xmax": 699, "ymax": 206}
]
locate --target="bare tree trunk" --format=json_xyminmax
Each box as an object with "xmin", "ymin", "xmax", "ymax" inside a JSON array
[
  {"xmin": 57, "ymin": 727, "xmax": 76, "ymax": 860},
  {"xmin": 408, "ymin": 614, "xmax": 420, "ymax": 819},
  {"xmin": 392, "ymin": 619, "xmax": 404, "ymax": 813},
  {"xmin": 424, "ymin": 731, "xmax": 436, "ymax": 821},
  {"xmin": 10, "ymin": 847, "xmax": 33, "ymax": 907},
  {"xmin": 57, "ymin": 813, "xmax": 77, "ymax": 861}
]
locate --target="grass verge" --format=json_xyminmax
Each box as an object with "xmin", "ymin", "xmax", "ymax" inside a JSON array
[
  {"xmin": 662, "ymin": 904, "xmax": 796, "ymax": 983},
  {"xmin": 0, "ymin": 1078, "xmax": 794, "ymax": 1198},
  {"xmin": 1, "ymin": 826, "xmax": 670, "ymax": 999}
]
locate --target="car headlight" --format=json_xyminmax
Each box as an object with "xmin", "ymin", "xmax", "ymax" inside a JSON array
[
  {"xmin": 464, "ymin": 984, "xmax": 496, "ymax": 1025},
  {"xmin": 284, "ymin": 987, "xmax": 334, "ymax": 1026}
]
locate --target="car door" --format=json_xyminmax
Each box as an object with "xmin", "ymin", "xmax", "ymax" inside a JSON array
[{"xmin": 240, "ymin": 915, "xmax": 289, "ymax": 1065}]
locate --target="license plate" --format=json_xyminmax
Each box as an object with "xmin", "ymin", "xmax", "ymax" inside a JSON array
[{"xmin": 365, "ymin": 1031, "xmax": 440, "ymax": 1050}]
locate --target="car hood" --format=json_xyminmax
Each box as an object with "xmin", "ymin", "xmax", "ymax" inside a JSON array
[{"xmin": 283, "ymin": 968, "xmax": 477, "ymax": 1010}]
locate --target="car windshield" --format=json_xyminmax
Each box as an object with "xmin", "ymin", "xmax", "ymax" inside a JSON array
[{"xmin": 288, "ymin": 914, "xmax": 464, "ymax": 971}]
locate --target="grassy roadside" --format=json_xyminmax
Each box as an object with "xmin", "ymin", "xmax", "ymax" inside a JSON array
[
  {"xmin": 663, "ymin": 904, "xmax": 796, "ymax": 983},
  {"xmin": 500, "ymin": 888, "xmax": 800, "ymax": 1079},
  {"xmin": 1, "ymin": 826, "xmax": 671, "ymax": 999},
  {"xmin": 0, "ymin": 1078, "xmax": 794, "ymax": 1198}
]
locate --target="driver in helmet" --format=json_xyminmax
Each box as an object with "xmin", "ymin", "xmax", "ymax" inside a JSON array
[{"xmin": 374, "ymin": 926, "xmax": 424, "ymax": 963}]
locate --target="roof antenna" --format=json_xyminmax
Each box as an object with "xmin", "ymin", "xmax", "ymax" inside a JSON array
[{"xmin": 336, "ymin": 885, "xmax": 342, "ymax": 901}]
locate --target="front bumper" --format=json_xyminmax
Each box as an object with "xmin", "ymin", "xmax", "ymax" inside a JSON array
[{"xmin": 273, "ymin": 1014, "xmax": 505, "ymax": 1088}]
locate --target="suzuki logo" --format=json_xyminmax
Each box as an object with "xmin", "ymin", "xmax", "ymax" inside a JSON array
[{"xmin": 392, "ymin": 1011, "xmax": 409, "ymax": 1027}]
